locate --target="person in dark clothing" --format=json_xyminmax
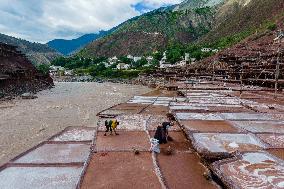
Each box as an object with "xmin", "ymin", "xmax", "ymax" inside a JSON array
[
  {"xmin": 104, "ymin": 120, "xmax": 113, "ymax": 136},
  {"xmin": 162, "ymin": 122, "xmax": 174, "ymax": 141},
  {"xmin": 154, "ymin": 125, "xmax": 167, "ymax": 144}
]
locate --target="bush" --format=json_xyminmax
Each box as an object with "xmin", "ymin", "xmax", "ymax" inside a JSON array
[
  {"xmin": 36, "ymin": 64, "xmax": 50, "ymax": 75},
  {"xmin": 266, "ymin": 22, "xmax": 277, "ymax": 31}
]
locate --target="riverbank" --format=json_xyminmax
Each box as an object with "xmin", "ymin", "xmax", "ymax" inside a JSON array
[{"xmin": 0, "ymin": 82, "xmax": 150, "ymax": 166}]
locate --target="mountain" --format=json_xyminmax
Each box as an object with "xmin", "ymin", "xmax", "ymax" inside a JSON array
[
  {"xmin": 47, "ymin": 31, "xmax": 111, "ymax": 55},
  {"xmin": 80, "ymin": 2, "xmax": 218, "ymax": 57},
  {"xmin": 0, "ymin": 33, "xmax": 60, "ymax": 65},
  {"xmin": 80, "ymin": 0, "xmax": 284, "ymax": 58},
  {"xmin": 0, "ymin": 43, "xmax": 53, "ymax": 97},
  {"xmin": 201, "ymin": 0, "xmax": 284, "ymax": 42}
]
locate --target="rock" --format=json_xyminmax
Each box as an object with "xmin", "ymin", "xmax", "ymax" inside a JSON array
[
  {"xmin": 203, "ymin": 170, "xmax": 212, "ymax": 181},
  {"xmin": 21, "ymin": 93, "xmax": 38, "ymax": 99},
  {"xmin": 165, "ymin": 146, "xmax": 173, "ymax": 155},
  {"xmin": 133, "ymin": 148, "xmax": 140, "ymax": 155}
]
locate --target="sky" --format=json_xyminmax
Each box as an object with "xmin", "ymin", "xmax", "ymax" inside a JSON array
[{"xmin": 0, "ymin": 0, "xmax": 182, "ymax": 43}]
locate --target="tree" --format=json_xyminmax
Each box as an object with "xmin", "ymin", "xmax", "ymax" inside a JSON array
[
  {"xmin": 132, "ymin": 58, "xmax": 148, "ymax": 68},
  {"xmin": 36, "ymin": 64, "xmax": 50, "ymax": 75},
  {"xmin": 119, "ymin": 56, "xmax": 132, "ymax": 64},
  {"xmin": 152, "ymin": 51, "xmax": 163, "ymax": 61},
  {"xmin": 167, "ymin": 49, "xmax": 183, "ymax": 64}
]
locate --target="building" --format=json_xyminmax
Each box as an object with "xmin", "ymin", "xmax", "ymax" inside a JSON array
[
  {"xmin": 64, "ymin": 70, "xmax": 74, "ymax": 76},
  {"xmin": 177, "ymin": 60, "xmax": 187, "ymax": 67},
  {"xmin": 49, "ymin": 66, "xmax": 65, "ymax": 76},
  {"xmin": 201, "ymin": 48, "xmax": 212, "ymax": 52},
  {"xmin": 108, "ymin": 56, "xmax": 118, "ymax": 64},
  {"xmin": 127, "ymin": 55, "xmax": 134, "ymax": 60},
  {"xmin": 116, "ymin": 63, "xmax": 130, "ymax": 70},
  {"xmin": 102, "ymin": 62, "xmax": 111, "ymax": 68},
  {"xmin": 185, "ymin": 53, "xmax": 190, "ymax": 62},
  {"xmin": 134, "ymin": 57, "xmax": 142, "ymax": 62},
  {"xmin": 146, "ymin": 56, "xmax": 153, "ymax": 63},
  {"xmin": 274, "ymin": 30, "xmax": 284, "ymax": 43},
  {"xmin": 201, "ymin": 48, "xmax": 219, "ymax": 53},
  {"xmin": 160, "ymin": 63, "xmax": 175, "ymax": 69}
]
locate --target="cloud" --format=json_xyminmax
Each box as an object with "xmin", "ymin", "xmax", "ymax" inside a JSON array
[{"xmin": 0, "ymin": 0, "xmax": 182, "ymax": 43}]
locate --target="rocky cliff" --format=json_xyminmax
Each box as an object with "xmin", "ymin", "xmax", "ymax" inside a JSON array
[{"xmin": 0, "ymin": 43, "xmax": 54, "ymax": 97}]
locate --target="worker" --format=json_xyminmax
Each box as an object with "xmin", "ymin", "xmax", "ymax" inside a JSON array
[
  {"xmin": 111, "ymin": 119, "xmax": 119, "ymax": 135},
  {"xmin": 104, "ymin": 120, "xmax": 113, "ymax": 136}
]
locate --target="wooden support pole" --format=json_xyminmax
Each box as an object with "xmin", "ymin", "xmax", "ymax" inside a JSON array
[{"xmin": 275, "ymin": 47, "xmax": 280, "ymax": 99}]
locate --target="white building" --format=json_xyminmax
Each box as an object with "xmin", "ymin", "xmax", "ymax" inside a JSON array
[
  {"xmin": 190, "ymin": 58, "xmax": 196, "ymax": 63},
  {"xmin": 64, "ymin": 70, "xmax": 73, "ymax": 76},
  {"xmin": 160, "ymin": 63, "xmax": 175, "ymax": 69},
  {"xmin": 102, "ymin": 62, "xmax": 111, "ymax": 68},
  {"xmin": 185, "ymin": 53, "xmax": 190, "ymax": 62},
  {"xmin": 117, "ymin": 63, "xmax": 130, "ymax": 70},
  {"xmin": 201, "ymin": 48, "xmax": 212, "ymax": 52},
  {"xmin": 50, "ymin": 66, "xmax": 65, "ymax": 71},
  {"xmin": 274, "ymin": 30, "xmax": 284, "ymax": 43},
  {"xmin": 49, "ymin": 66, "xmax": 65, "ymax": 76},
  {"xmin": 146, "ymin": 56, "xmax": 153, "ymax": 63},
  {"xmin": 127, "ymin": 55, "xmax": 134, "ymax": 60},
  {"xmin": 134, "ymin": 57, "xmax": 142, "ymax": 62},
  {"xmin": 201, "ymin": 48, "xmax": 219, "ymax": 53},
  {"xmin": 177, "ymin": 60, "xmax": 187, "ymax": 67},
  {"xmin": 108, "ymin": 56, "xmax": 118, "ymax": 64}
]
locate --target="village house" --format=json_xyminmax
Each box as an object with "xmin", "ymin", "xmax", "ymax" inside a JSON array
[
  {"xmin": 116, "ymin": 63, "xmax": 130, "ymax": 70},
  {"xmin": 108, "ymin": 56, "xmax": 118, "ymax": 65},
  {"xmin": 159, "ymin": 51, "xmax": 167, "ymax": 66},
  {"xmin": 201, "ymin": 48, "xmax": 212, "ymax": 52},
  {"xmin": 134, "ymin": 56, "xmax": 142, "ymax": 62},
  {"xmin": 160, "ymin": 62, "xmax": 176, "ymax": 69},
  {"xmin": 185, "ymin": 53, "xmax": 190, "ymax": 62},
  {"xmin": 146, "ymin": 56, "xmax": 153, "ymax": 63},
  {"xmin": 201, "ymin": 48, "xmax": 219, "ymax": 53},
  {"xmin": 102, "ymin": 61, "xmax": 111, "ymax": 68},
  {"xmin": 127, "ymin": 55, "xmax": 134, "ymax": 60},
  {"xmin": 64, "ymin": 70, "xmax": 74, "ymax": 76},
  {"xmin": 49, "ymin": 65, "xmax": 65, "ymax": 76},
  {"xmin": 274, "ymin": 30, "xmax": 284, "ymax": 43},
  {"xmin": 176, "ymin": 60, "xmax": 187, "ymax": 67}
]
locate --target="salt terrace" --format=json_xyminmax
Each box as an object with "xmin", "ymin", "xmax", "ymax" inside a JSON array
[{"xmin": 0, "ymin": 80, "xmax": 284, "ymax": 189}]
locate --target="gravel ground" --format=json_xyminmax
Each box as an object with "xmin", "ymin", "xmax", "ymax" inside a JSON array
[{"xmin": 0, "ymin": 82, "xmax": 150, "ymax": 166}]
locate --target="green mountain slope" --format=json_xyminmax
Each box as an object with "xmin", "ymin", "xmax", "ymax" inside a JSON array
[
  {"xmin": 80, "ymin": 2, "xmax": 218, "ymax": 57},
  {"xmin": 80, "ymin": 0, "xmax": 284, "ymax": 58},
  {"xmin": 0, "ymin": 33, "xmax": 61, "ymax": 65}
]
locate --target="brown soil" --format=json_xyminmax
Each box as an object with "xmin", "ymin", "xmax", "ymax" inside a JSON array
[
  {"xmin": 149, "ymin": 131, "xmax": 192, "ymax": 152},
  {"xmin": 95, "ymin": 131, "xmax": 150, "ymax": 152},
  {"xmin": 267, "ymin": 149, "xmax": 284, "ymax": 160},
  {"xmin": 80, "ymin": 152, "xmax": 162, "ymax": 189},
  {"xmin": 179, "ymin": 120, "xmax": 239, "ymax": 133},
  {"xmin": 157, "ymin": 153, "xmax": 218, "ymax": 189}
]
